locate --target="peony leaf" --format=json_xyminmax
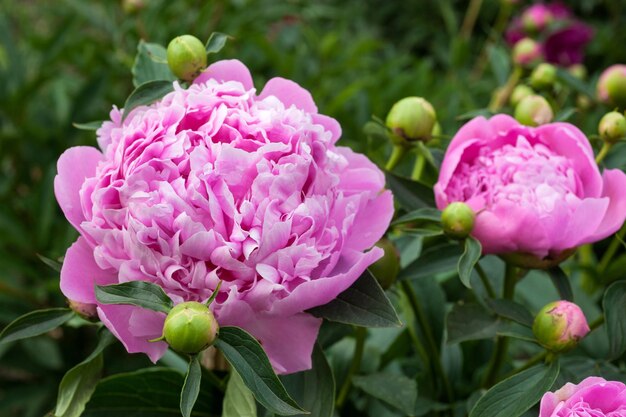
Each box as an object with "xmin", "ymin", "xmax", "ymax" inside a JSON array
[
  {"xmin": 72, "ymin": 121, "xmax": 103, "ymax": 131},
  {"xmin": 457, "ymin": 237, "xmax": 482, "ymax": 288},
  {"xmin": 215, "ymin": 326, "xmax": 306, "ymax": 416},
  {"xmin": 603, "ymin": 281, "xmax": 626, "ymax": 359},
  {"xmin": 279, "ymin": 344, "xmax": 335, "ymax": 417},
  {"xmin": 399, "ymin": 243, "xmax": 462, "ymax": 281},
  {"xmin": 0, "ymin": 308, "xmax": 74, "ymax": 344},
  {"xmin": 95, "ymin": 281, "xmax": 173, "ymax": 314},
  {"xmin": 546, "ymin": 267, "xmax": 574, "ymax": 301},
  {"xmin": 384, "ymin": 172, "xmax": 435, "ymax": 211},
  {"xmin": 556, "ymin": 67, "xmax": 594, "ymax": 97},
  {"xmin": 391, "ymin": 207, "xmax": 442, "ymax": 226},
  {"xmin": 469, "ymin": 361, "xmax": 560, "ymax": 417},
  {"xmin": 55, "ymin": 329, "xmax": 115, "ymax": 417},
  {"xmin": 82, "ymin": 367, "xmax": 222, "ymax": 417},
  {"xmin": 352, "ymin": 372, "xmax": 417, "ymax": 416},
  {"xmin": 308, "ymin": 270, "xmax": 401, "ymax": 328},
  {"xmin": 446, "ymin": 303, "xmax": 506, "ymax": 344},
  {"xmin": 121, "ymin": 80, "xmax": 174, "ymax": 122},
  {"xmin": 223, "ymin": 369, "xmax": 257, "ymax": 417},
  {"xmin": 486, "ymin": 299, "xmax": 534, "ymax": 328},
  {"xmin": 132, "ymin": 40, "xmax": 176, "ymax": 87},
  {"xmin": 205, "ymin": 32, "xmax": 230, "ymax": 54},
  {"xmin": 487, "ymin": 45, "xmax": 510, "ymax": 86},
  {"xmin": 180, "ymin": 355, "xmax": 202, "ymax": 417}
]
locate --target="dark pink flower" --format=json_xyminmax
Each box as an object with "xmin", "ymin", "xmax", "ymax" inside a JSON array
[{"xmin": 540, "ymin": 377, "xmax": 626, "ymax": 416}]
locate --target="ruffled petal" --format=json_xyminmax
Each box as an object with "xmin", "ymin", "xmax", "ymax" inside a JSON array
[
  {"xmin": 258, "ymin": 77, "xmax": 317, "ymax": 113},
  {"xmin": 194, "ymin": 59, "xmax": 254, "ymax": 90}
]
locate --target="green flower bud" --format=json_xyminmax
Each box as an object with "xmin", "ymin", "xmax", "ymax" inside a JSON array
[
  {"xmin": 510, "ymin": 85, "xmax": 534, "ymax": 107},
  {"xmin": 369, "ymin": 238, "xmax": 400, "ymax": 290},
  {"xmin": 514, "ymin": 95, "xmax": 553, "ymax": 126},
  {"xmin": 441, "ymin": 202, "xmax": 475, "ymax": 239},
  {"xmin": 512, "ymin": 38, "xmax": 542, "ymax": 67},
  {"xmin": 598, "ymin": 111, "xmax": 626, "ymax": 144},
  {"xmin": 122, "ymin": 0, "xmax": 145, "ymax": 14},
  {"xmin": 529, "ymin": 63, "xmax": 557, "ymax": 91},
  {"xmin": 597, "ymin": 65, "xmax": 626, "ymax": 108},
  {"xmin": 568, "ymin": 64, "xmax": 587, "ymax": 80},
  {"xmin": 163, "ymin": 301, "xmax": 218, "ymax": 354},
  {"xmin": 386, "ymin": 97, "xmax": 437, "ymax": 143},
  {"xmin": 167, "ymin": 35, "xmax": 208, "ymax": 82},
  {"xmin": 532, "ymin": 300, "xmax": 590, "ymax": 353}
]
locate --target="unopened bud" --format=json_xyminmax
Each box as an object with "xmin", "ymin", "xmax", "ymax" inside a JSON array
[
  {"xmin": 514, "ymin": 95, "xmax": 553, "ymax": 126},
  {"xmin": 532, "ymin": 300, "xmax": 589, "ymax": 352},
  {"xmin": 598, "ymin": 111, "xmax": 626, "ymax": 144},
  {"xmin": 512, "ymin": 38, "xmax": 542, "ymax": 67},
  {"xmin": 597, "ymin": 65, "xmax": 626, "ymax": 108},
  {"xmin": 122, "ymin": 0, "xmax": 145, "ymax": 14},
  {"xmin": 522, "ymin": 5, "xmax": 553, "ymax": 34},
  {"xmin": 568, "ymin": 64, "xmax": 587, "ymax": 80},
  {"xmin": 530, "ymin": 63, "xmax": 557, "ymax": 91},
  {"xmin": 167, "ymin": 35, "xmax": 207, "ymax": 82},
  {"xmin": 386, "ymin": 97, "xmax": 437, "ymax": 143},
  {"xmin": 369, "ymin": 238, "xmax": 400, "ymax": 290},
  {"xmin": 510, "ymin": 85, "xmax": 534, "ymax": 107},
  {"xmin": 163, "ymin": 302, "xmax": 218, "ymax": 354},
  {"xmin": 441, "ymin": 202, "xmax": 475, "ymax": 240}
]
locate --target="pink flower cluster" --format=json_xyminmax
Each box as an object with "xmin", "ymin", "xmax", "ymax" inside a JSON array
[
  {"xmin": 434, "ymin": 115, "xmax": 626, "ymax": 262},
  {"xmin": 540, "ymin": 377, "xmax": 626, "ymax": 416},
  {"xmin": 55, "ymin": 60, "xmax": 393, "ymax": 373}
]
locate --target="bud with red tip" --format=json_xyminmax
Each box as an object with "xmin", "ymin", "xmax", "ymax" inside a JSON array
[
  {"xmin": 597, "ymin": 65, "xmax": 626, "ymax": 108},
  {"xmin": 532, "ymin": 300, "xmax": 590, "ymax": 352},
  {"xmin": 512, "ymin": 38, "xmax": 542, "ymax": 67}
]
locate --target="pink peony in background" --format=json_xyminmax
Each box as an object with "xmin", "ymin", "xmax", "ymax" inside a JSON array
[
  {"xmin": 434, "ymin": 115, "xmax": 626, "ymax": 261},
  {"xmin": 54, "ymin": 59, "xmax": 393, "ymax": 374},
  {"xmin": 540, "ymin": 377, "xmax": 626, "ymax": 416}
]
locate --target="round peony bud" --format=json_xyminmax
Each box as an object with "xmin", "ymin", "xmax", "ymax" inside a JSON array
[
  {"xmin": 368, "ymin": 238, "xmax": 400, "ymax": 290},
  {"xmin": 68, "ymin": 299, "xmax": 98, "ymax": 320},
  {"xmin": 521, "ymin": 4, "xmax": 553, "ymax": 34},
  {"xmin": 122, "ymin": 0, "xmax": 145, "ymax": 14},
  {"xmin": 386, "ymin": 97, "xmax": 437, "ymax": 143},
  {"xmin": 598, "ymin": 111, "xmax": 626, "ymax": 144},
  {"xmin": 441, "ymin": 202, "xmax": 475, "ymax": 240},
  {"xmin": 163, "ymin": 302, "xmax": 219, "ymax": 354},
  {"xmin": 166, "ymin": 35, "xmax": 207, "ymax": 82},
  {"xmin": 512, "ymin": 38, "xmax": 542, "ymax": 67},
  {"xmin": 597, "ymin": 64, "xmax": 626, "ymax": 108},
  {"xmin": 568, "ymin": 64, "xmax": 587, "ymax": 80},
  {"xmin": 532, "ymin": 300, "xmax": 590, "ymax": 352},
  {"xmin": 530, "ymin": 63, "xmax": 557, "ymax": 91},
  {"xmin": 510, "ymin": 85, "xmax": 534, "ymax": 107},
  {"xmin": 514, "ymin": 95, "xmax": 553, "ymax": 126}
]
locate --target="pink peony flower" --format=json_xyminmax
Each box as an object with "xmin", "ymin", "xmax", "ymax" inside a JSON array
[
  {"xmin": 54, "ymin": 59, "xmax": 393, "ymax": 373},
  {"xmin": 540, "ymin": 377, "xmax": 626, "ymax": 416},
  {"xmin": 434, "ymin": 115, "xmax": 626, "ymax": 264}
]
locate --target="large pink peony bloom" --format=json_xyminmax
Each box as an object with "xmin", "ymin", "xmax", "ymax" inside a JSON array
[
  {"xmin": 54, "ymin": 59, "xmax": 393, "ymax": 374},
  {"xmin": 434, "ymin": 115, "xmax": 626, "ymax": 264},
  {"xmin": 540, "ymin": 377, "xmax": 626, "ymax": 416}
]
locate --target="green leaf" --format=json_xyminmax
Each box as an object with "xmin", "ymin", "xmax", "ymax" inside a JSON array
[
  {"xmin": 82, "ymin": 368, "xmax": 222, "ymax": 417},
  {"xmin": 205, "ymin": 32, "xmax": 230, "ymax": 54},
  {"xmin": 0, "ymin": 308, "xmax": 74, "ymax": 344},
  {"xmin": 486, "ymin": 299, "xmax": 534, "ymax": 328},
  {"xmin": 447, "ymin": 303, "xmax": 505, "ymax": 344},
  {"xmin": 546, "ymin": 267, "xmax": 573, "ymax": 301},
  {"xmin": 555, "ymin": 107, "xmax": 577, "ymax": 122},
  {"xmin": 72, "ymin": 121, "xmax": 103, "ymax": 131},
  {"xmin": 280, "ymin": 344, "xmax": 335, "ymax": 417},
  {"xmin": 132, "ymin": 40, "xmax": 176, "ymax": 87},
  {"xmin": 95, "ymin": 281, "xmax": 173, "ymax": 314},
  {"xmin": 457, "ymin": 237, "xmax": 482, "ymax": 288},
  {"xmin": 214, "ymin": 326, "xmax": 305, "ymax": 416},
  {"xmin": 223, "ymin": 369, "xmax": 257, "ymax": 417},
  {"xmin": 399, "ymin": 243, "xmax": 462, "ymax": 281},
  {"xmin": 487, "ymin": 45, "xmax": 511, "ymax": 86},
  {"xmin": 55, "ymin": 330, "xmax": 115, "ymax": 417},
  {"xmin": 121, "ymin": 80, "xmax": 175, "ymax": 122},
  {"xmin": 352, "ymin": 372, "xmax": 417, "ymax": 416},
  {"xmin": 469, "ymin": 361, "xmax": 560, "ymax": 417},
  {"xmin": 308, "ymin": 270, "xmax": 401, "ymax": 327},
  {"xmin": 385, "ymin": 172, "xmax": 435, "ymax": 211},
  {"xmin": 392, "ymin": 207, "xmax": 441, "ymax": 226},
  {"xmin": 180, "ymin": 355, "xmax": 202, "ymax": 417},
  {"xmin": 556, "ymin": 68, "xmax": 594, "ymax": 97},
  {"xmin": 404, "ymin": 228, "xmax": 444, "ymax": 238},
  {"xmin": 603, "ymin": 281, "xmax": 626, "ymax": 359}
]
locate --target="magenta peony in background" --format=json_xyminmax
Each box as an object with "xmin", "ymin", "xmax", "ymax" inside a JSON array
[
  {"xmin": 434, "ymin": 115, "xmax": 626, "ymax": 261},
  {"xmin": 540, "ymin": 377, "xmax": 626, "ymax": 416},
  {"xmin": 54, "ymin": 59, "xmax": 393, "ymax": 373}
]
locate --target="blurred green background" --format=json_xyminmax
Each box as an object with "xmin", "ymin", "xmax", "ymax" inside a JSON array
[{"xmin": 1, "ymin": 0, "xmax": 626, "ymax": 415}]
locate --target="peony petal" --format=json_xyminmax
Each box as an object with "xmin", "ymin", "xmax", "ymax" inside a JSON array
[
  {"xmin": 54, "ymin": 146, "xmax": 103, "ymax": 231},
  {"xmin": 552, "ymin": 197, "xmax": 608, "ymax": 250},
  {"xmin": 97, "ymin": 304, "xmax": 167, "ymax": 363},
  {"xmin": 258, "ymin": 77, "xmax": 317, "ymax": 113},
  {"xmin": 344, "ymin": 190, "xmax": 394, "ymax": 251},
  {"xmin": 312, "ymin": 114, "xmax": 342, "ymax": 144},
  {"xmin": 194, "ymin": 59, "xmax": 254, "ymax": 90},
  {"xmin": 60, "ymin": 237, "xmax": 116, "ymax": 304},
  {"xmin": 585, "ymin": 169, "xmax": 626, "ymax": 242}
]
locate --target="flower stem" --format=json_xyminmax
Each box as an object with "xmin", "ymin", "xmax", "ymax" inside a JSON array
[
  {"xmin": 488, "ymin": 66, "xmax": 522, "ymax": 112},
  {"xmin": 475, "ymin": 263, "xmax": 496, "ymax": 299},
  {"xmin": 500, "ymin": 351, "xmax": 548, "ymax": 381},
  {"xmin": 401, "ymin": 281, "xmax": 454, "ymax": 402},
  {"xmin": 589, "ymin": 315, "xmax": 605, "ymax": 332},
  {"xmin": 385, "ymin": 145, "xmax": 405, "ymax": 171},
  {"xmin": 460, "ymin": 0, "xmax": 483, "ymax": 40},
  {"xmin": 336, "ymin": 326, "xmax": 366, "ymax": 409},
  {"xmin": 471, "ymin": 2, "xmax": 513, "ymax": 80},
  {"xmin": 411, "ymin": 153, "xmax": 425, "ymax": 180},
  {"xmin": 595, "ymin": 142, "xmax": 613, "ymax": 164},
  {"xmin": 598, "ymin": 222, "xmax": 626, "ymax": 276}
]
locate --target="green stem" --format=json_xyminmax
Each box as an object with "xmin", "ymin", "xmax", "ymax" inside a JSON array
[
  {"xmin": 598, "ymin": 222, "xmax": 626, "ymax": 276},
  {"xmin": 411, "ymin": 153, "xmax": 425, "ymax": 180},
  {"xmin": 401, "ymin": 281, "xmax": 454, "ymax": 402},
  {"xmin": 336, "ymin": 326, "xmax": 366, "ymax": 409},
  {"xmin": 385, "ymin": 145, "xmax": 405, "ymax": 171},
  {"xmin": 595, "ymin": 142, "xmax": 613, "ymax": 164},
  {"xmin": 460, "ymin": 0, "xmax": 484, "ymax": 40},
  {"xmin": 483, "ymin": 264, "xmax": 517, "ymax": 387},
  {"xmin": 488, "ymin": 66, "xmax": 522, "ymax": 112},
  {"xmin": 471, "ymin": 2, "xmax": 513, "ymax": 79},
  {"xmin": 475, "ymin": 263, "xmax": 496, "ymax": 299},
  {"xmin": 589, "ymin": 315, "xmax": 605, "ymax": 331}
]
